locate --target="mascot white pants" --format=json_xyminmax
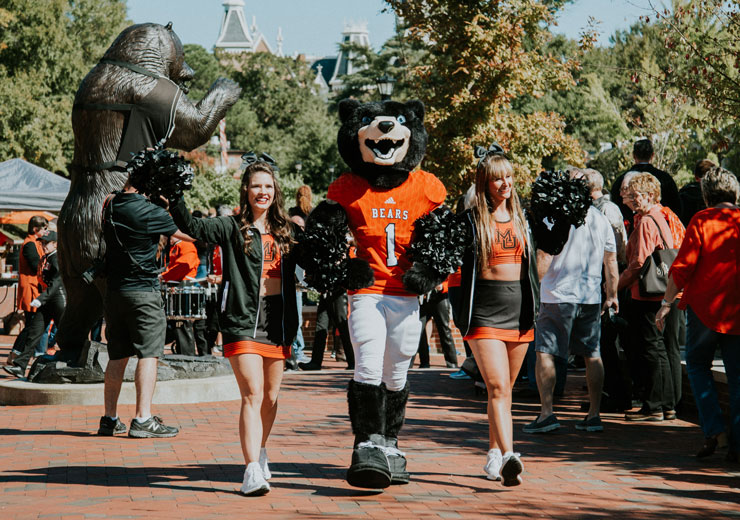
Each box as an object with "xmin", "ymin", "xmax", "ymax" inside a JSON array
[
  {"xmin": 345, "ymin": 294, "xmax": 421, "ymax": 489},
  {"xmin": 350, "ymin": 294, "xmax": 421, "ymax": 389}
]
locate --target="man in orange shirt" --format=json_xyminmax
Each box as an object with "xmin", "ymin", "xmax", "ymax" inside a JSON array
[
  {"xmin": 161, "ymin": 235, "xmax": 199, "ymax": 356},
  {"xmin": 4, "ymin": 216, "xmax": 48, "ymax": 370}
]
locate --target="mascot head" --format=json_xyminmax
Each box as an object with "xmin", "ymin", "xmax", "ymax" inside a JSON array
[{"xmin": 337, "ymin": 99, "xmax": 427, "ymax": 189}]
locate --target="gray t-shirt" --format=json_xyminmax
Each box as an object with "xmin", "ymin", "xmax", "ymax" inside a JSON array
[
  {"xmin": 541, "ymin": 206, "xmax": 616, "ymax": 304},
  {"xmin": 593, "ymin": 194, "xmax": 627, "ymax": 265}
]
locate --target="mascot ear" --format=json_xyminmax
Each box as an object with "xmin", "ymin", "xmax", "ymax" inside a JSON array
[
  {"xmin": 405, "ymin": 100, "xmax": 425, "ymax": 122},
  {"xmin": 338, "ymin": 99, "xmax": 362, "ymax": 124}
]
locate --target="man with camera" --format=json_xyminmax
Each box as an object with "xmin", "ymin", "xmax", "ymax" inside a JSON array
[{"xmin": 97, "ymin": 158, "xmax": 184, "ymax": 438}]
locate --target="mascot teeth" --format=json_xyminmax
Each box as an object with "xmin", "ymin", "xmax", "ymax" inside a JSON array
[{"xmin": 367, "ymin": 138, "xmax": 404, "ymax": 160}]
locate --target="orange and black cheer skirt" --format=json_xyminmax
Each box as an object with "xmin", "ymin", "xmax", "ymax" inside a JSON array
[
  {"xmin": 463, "ymin": 279, "xmax": 535, "ymax": 343},
  {"xmin": 223, "ymin": 294, "xmax": 291, "ymax": 359}
]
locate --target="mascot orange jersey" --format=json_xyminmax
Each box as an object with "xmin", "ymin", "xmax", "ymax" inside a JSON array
[{"xmin": 328, "ymin": 169, "xmax": 446, "ymax": 296}]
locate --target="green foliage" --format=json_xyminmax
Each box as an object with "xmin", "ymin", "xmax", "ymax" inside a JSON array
[
  {"xmin": 0, "ymin": 0, "xmax": 128, "ymax": 173},
  {"xmin": 520, "ymin": 15, "xmax": 716, "ymax": 186},
  {"xmin": 383, "ymin": 0, "xmax": 585, "ymax": 194},
  {"xmin": 180, "ymin": 47, "xmax": 342, "ymax": 209},
  {"xmin": 333, "ymin": 19, "xmax": 429, "ymax": 104},
  {"xmin": 651, "ymin": 1, "xmax": 740, "ymax": 170},
  {"xmin": 586, "ymin": 146, "xmax": 632, "ymax": 187},
  {"xmin": 212, "ymin": 50, "xmax": 342, "ymax": 192},
  {"xmin": 182, "ymin": 43, "xmax": 223, "ymax": 99},
  {"xmin": 184, "ymin": 167, "xmax": 240, "ymax": 213}
]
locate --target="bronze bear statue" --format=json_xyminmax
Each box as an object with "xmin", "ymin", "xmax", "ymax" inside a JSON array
[{"xmin": 56, "ymin": 22, "xmax": 241, "ymax": 361}]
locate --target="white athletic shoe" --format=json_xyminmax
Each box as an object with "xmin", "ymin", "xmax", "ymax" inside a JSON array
[
  {"xmin": 240, "ymin": 462, "xmax": 270, "ymax": 496},
  {"xmin": 484, "ymin": 448, "xmax": 502, "ymax": 481},
  {"xmin": 501, "ymin": 452, "xmax": 523, "ymax": 487},
  {"xmin": 259, "ymin": 447, "xmax": 272, "ymax": 480}
]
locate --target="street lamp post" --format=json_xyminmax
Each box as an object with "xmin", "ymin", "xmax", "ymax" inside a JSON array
[{"xmin": 375, "ymin": 75, "xmax": 396, "ymax": 101}]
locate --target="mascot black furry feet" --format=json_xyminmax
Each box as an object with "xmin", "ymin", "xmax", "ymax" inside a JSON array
[
  {"xmin": 346, "ymin": 380, "xmax": 392, "ymax": 489},
  {"xmin": 384, "ymin": 382, "xmax": 411, "ymax": 485}
]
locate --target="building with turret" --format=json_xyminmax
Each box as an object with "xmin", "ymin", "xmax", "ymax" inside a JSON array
[
  {"xmin": 310, "ymin": 22, "xmax": 370, "ymax": 96},
  {"xmin": 214, "ymin": 0, "xmax": 283, "ymax": 56},
  {"xmin": 213, "ymin": 1, "xmax": 369, "ymax": 96}
]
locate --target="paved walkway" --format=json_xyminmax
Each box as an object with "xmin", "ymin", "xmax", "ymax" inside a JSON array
[{"xmin": 0, "ymin": 341, "xmax": 738, "ymax": 519}]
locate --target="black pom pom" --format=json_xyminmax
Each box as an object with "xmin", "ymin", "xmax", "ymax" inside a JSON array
[
  {"xmin": 529, "ymin": 170, "xmax": 591, "ymax": 228},
  {"xmin": 295, "ymin": 201, "xmax": 362, "ymax": 294},
  {"xmin": 406, "ymin": 206, "xmax": 468, "ymax": 286},
  {"xmin": 528, "ymin": 170, "xmax": 591, "ymax": 255},
  {"xmin": 126, "ymin": 145, "xmax": 194, "ymax": 201}
]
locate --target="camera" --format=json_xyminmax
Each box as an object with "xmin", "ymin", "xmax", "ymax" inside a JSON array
[{"xmin": 81, "ymin": 258, "xmax": 106, "ymax": 285}]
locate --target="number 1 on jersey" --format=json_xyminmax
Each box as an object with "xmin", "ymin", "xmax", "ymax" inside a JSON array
[{"xmin": 384, "ymin": 223, "xmax": 398, "ymax": 267}]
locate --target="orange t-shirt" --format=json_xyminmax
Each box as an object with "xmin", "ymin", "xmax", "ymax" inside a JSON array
[
  {"xmin": 212, "ymin": 245, "xmax": 222, "ymax": 276},
  {"xmin": 328, "ymin": 169, "xmax": 446, "ymax": 296},
  {"xmin": 670, "ymin": 207, "xmax": 740, "ymax": 334},
  {"xmin": 488, "ymin": 220, "xmax": 524, "ymax": 266},
  {"xmin": 261, "ymin": 234, "xmax": 281, "ymax": 279},
  {"xmin": 161, "ymin": 240, "xmax": 199, "ymax": 282},
  {"xmin": 17, "ymin": 235, "xmax": 44, "ymax": 312},
  {"xmin": 447, "ymin": 266, "xmax": 462, "ymax": 288},
  {"xmin": 634, "ymin": 205, "xmax": 685, "ymax": 248}
]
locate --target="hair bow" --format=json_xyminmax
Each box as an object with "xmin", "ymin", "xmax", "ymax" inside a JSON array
[
  {"xmin": 474, "ymin": 143, "xmax": 507, "ymax": 165},
  {"xmin": 241, "ymin": 151, "xmax": 279, "ymax": 171}
]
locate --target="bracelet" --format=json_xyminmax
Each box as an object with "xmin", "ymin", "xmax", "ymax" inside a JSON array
[{"xmin": 661, "ymin": 298, "xmax": 673, "ymax": 307}]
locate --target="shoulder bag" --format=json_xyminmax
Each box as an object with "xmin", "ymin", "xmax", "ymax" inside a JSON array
[{"xmin": 638, "ymin": 214, "xmax": 678, "ymax": 297}]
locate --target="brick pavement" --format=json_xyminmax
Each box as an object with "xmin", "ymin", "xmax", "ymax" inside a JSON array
[{"xmin": 0, "ymin": 340, "xmax": 738, "ymax": 519}]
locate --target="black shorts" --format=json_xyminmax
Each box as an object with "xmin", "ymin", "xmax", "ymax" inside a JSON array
[{"xmin": 104, "ymin": 289, "xmax": 166, "ymax": 360}]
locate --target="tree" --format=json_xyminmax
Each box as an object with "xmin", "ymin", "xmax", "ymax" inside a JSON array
[
  {"xmin": 594, "ymin": 16, "xmax": 714, "ymax": 180},
  {"xmin": 650, "ymin": 1, "xmax": 740, "ymax": 171},
  {"xmin": 220, "ymin": 51, "xmax": 343, "ymax": 193},
  {"xmin": 180, "ymin": 47, "xmax": 343, "ymax": 204},
  {"xmin": 332, "ymin": 19, "xmax": 430, "ymax": 104},
  {"xmin": 385, "ymin": 0, "xmax": 584, "ymax": 193},
  {"xmin": 0, "ymin": 0, "xmax": 128, "ymax": 173},
  {"xmin": 182, "ymin": 148, "xmax": 240, "ymax": 212}
]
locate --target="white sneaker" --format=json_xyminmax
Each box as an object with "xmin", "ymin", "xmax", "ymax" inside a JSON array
[
  {"xmin": 483, "ymin": 448, "xmax": 502, "ymax": 481},
  {"xmin": 259, "ymin": 447, "xmax": 272, "ymax": 480},
  {"xmin": 240, "ymin": 461, "xmax": 270, "ymax": 496},
  {"xmin": 501, "ymin": 452, "xmax": 523, "ymax": 487}
]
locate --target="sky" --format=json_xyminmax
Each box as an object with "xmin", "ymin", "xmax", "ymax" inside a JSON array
[{"xmin": 126, "ymin": 0, "xmax": 659, "ymax": 57}]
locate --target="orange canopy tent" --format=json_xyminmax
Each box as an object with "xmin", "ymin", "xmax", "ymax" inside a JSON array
[{"xmin": 0, "ymin": 210, "xmax": 57, "ymax": 225}]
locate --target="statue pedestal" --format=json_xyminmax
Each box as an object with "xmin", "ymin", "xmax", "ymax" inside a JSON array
[
  {"xmin": 0, "ymin": 374, "xmax": 239, "ymax": 406},
  {"xmin": 0, "ymin": 341, "xmax": 239, "ymax": 405}
]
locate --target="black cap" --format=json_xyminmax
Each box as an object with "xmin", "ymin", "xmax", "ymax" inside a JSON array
[{"xmin": 39, "ymin": 231, "xmax": 57, "ymax": 242}]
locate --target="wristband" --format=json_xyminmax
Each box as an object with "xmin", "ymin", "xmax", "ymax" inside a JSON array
[{"xmin": 661, "ymin": 299, "xmax": 673, "ymax": 307}]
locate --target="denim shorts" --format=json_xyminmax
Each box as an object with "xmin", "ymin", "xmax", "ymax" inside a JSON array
[
  {"xmin": 104, "ymin": 289, "xmax": 166, "ymax": 360},
  {"xmin": 535, "ymin": 302, "xmax": 601, "ymax": 360}
]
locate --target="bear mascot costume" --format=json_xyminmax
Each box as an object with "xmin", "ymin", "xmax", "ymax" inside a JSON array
[
  {"xmin": 299, "ymin": 98, "xmax": 465, "ymax": 490},
  {"xmin": 55, "ymin": 22, "xmax": 241, "ymax": 361}
]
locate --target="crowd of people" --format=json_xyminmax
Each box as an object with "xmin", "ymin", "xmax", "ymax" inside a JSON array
[{"xmin": 1, "ymin": 138, "xmax": 738, "ymax": 495}]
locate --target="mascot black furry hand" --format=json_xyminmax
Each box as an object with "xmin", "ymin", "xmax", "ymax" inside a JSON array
[{"xmin": 298, "ymin": 98, "xmax": 462, "ymax": 490}]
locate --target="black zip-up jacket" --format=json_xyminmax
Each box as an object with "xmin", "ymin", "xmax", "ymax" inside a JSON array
[
  {"xmin": 453, "ymin": 210, "xmax": 540, "ymax": 336},
  {"xmin": 170, "ymin": 199, "xmax": 298, "ymax": 346}
]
